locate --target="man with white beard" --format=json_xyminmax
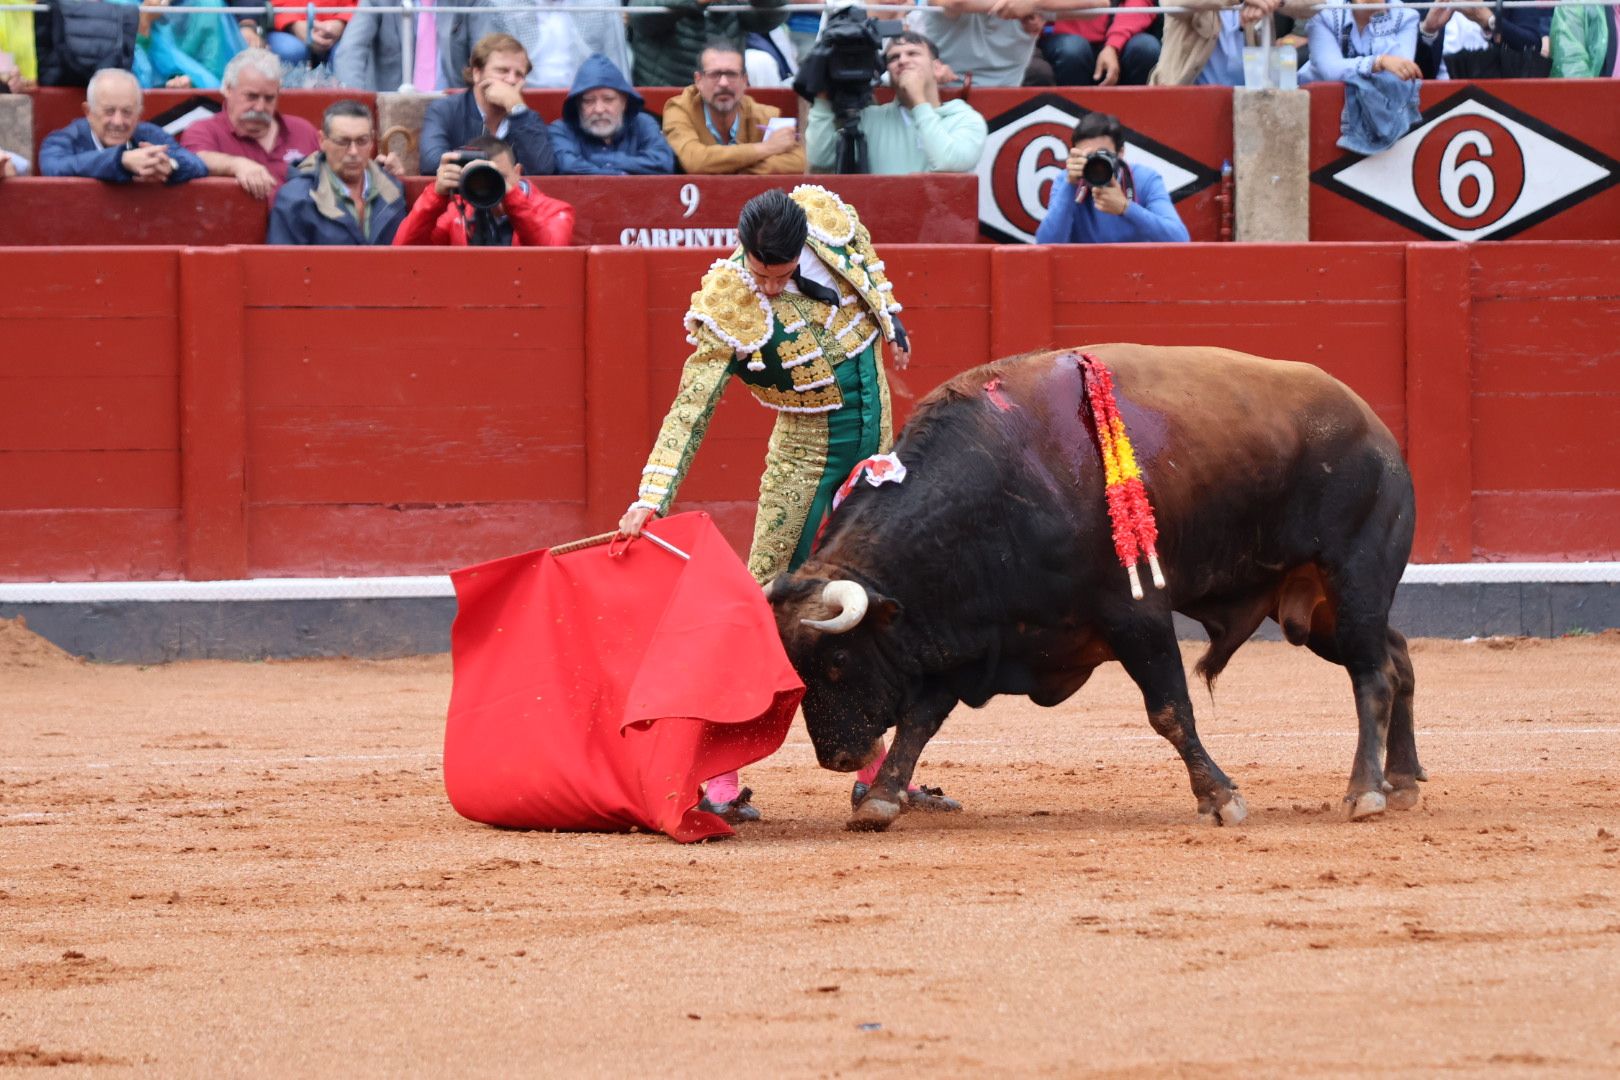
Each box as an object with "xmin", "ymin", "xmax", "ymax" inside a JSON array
[{"xmin": 548, "ymin": 53, "xmax": 675, "ymax": 175}]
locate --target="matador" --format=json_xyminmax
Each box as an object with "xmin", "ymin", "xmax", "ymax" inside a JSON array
[{"xmin": 618, "ymin": 186, "xmax": 958, "ymax": 823}]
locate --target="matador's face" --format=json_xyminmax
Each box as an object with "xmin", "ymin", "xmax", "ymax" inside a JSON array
[{"xmin": 744, "ymin": 252, "xmax": 797, "ymax": 297}]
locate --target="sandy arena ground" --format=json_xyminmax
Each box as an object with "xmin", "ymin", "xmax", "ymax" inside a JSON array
[{"xmin": 2, "ymin": 619, "xmax": 1618, "ymax": 1077}]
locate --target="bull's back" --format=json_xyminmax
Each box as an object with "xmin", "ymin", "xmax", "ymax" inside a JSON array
[{"xmin": 926, "ymin": 343, "xmax": 1410, "ymax": 563}]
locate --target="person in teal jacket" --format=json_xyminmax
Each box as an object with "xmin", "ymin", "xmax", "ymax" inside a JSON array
[
  {"xmin": 1551, "ymin": 1, "xmax": 1617, "ymax": 77},
  {"xmin": 806, "ymin": 31, "xmax": 986, "ymax": 174},
  {"xmin": 109, "ymin": 0, "xmax": 245, "ymax": 89}
]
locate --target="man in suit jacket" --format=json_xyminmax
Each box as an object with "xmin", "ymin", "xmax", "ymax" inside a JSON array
[
  {"xmin": 417, "ymin": 31, "xmax": 556, "ymax": 175},
  {"xmin": 39, "ymin": 67, "xmax": 206, "ymax": 183},
  {"xmin": 333, "ymin": 0, "xmax": 462, "ymax": 91}
]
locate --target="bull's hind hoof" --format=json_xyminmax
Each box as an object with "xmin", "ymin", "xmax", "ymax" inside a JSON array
[
  {"xmin": 1386, "ymin": 786, "xmax": 1421, "ymax": 811},
  {"xmin": 1344, "ymin": 790, "xmax": 1387, "ymax": 821},
  {"xmin": 847, "ymin": 798, "xmax": 901, "ymax": 832}
]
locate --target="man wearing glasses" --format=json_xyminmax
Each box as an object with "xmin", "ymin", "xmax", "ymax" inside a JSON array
[
  {"xmin": 662, "ymin": 39, "xmax": 805, "ymax": 175},
  {"xmin": 267, "ymin": 100, "xmax": 408, "ymax": 245}
]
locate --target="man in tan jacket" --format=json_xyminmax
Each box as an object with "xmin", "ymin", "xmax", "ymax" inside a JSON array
[{"xmin": 661, "ymin": 40, "xmax": 805, "ymax": 175}]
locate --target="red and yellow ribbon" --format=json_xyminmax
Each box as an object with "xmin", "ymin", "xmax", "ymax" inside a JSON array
[{"xmin": 1077, "ymin": 353, "xmax": 1165, "ymax": 600}]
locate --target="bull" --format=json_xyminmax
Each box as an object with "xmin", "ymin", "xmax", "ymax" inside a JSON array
[{"xmin": 769, "ymin": 345, "xmax": 1420, "ymax": 830}]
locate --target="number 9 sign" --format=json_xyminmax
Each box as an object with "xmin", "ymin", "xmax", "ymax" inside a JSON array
[{"xmin": 680, "ymin": 182, "xmax": 700, "ymax": 218}]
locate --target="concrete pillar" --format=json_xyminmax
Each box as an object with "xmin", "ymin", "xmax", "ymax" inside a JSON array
[
  {"xmin": 0, "ymin": 94, "xmax": 33, "ymax": 171},
  {"xmin": 376, "ymin": 91, "xmax": 440, "ymax": 171},
  {"xmin": 1232, "ymin": 88, "xmax": 1310, "ymax": 242}
]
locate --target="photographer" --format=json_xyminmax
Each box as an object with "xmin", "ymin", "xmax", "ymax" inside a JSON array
[
  {"xmin": 393, "ymin": 135, "xmax": 575, "ymax": 247},
  {"xmin": 804, "ymin": 30, "xmax": 986, "ymax": 174},
  {"xmin": 1034, "ymin": 112, "xmax": 1189, "ymax": 244}
]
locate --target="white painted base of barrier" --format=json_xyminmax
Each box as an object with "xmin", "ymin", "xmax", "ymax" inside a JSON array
[{"xmin": 0, "ymin": 562, "xmax": 1616, "ymax": 604}]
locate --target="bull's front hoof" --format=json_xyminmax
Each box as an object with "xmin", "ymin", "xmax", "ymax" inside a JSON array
[
  {"xmin": 1344, "ymin": 790, "xmax": 1387, "ymax": 821},
  {"xmin": 846, "ymin": 797, "xmax": 901, "ymax": 832},
  {"xmin": 1217, "ymin": 792, "xmax": 1248, "ymax": 826},
  {"xmin": 1197, "ymin": 790, "xmax": 1247, "ymax": 827}
]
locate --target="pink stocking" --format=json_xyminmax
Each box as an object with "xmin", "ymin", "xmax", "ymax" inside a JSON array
[
  {"xmin": 704, "ymin": 770, "xmax": 740, "ymax": 806},
  {"xmin": 855, "ymin": 744, "xmax": 887, "ymax": 786}
]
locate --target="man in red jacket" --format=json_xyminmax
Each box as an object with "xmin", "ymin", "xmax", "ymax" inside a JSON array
[{"xmin": 393, "ymin": 135, "xmax": 575, "ymax": 247}]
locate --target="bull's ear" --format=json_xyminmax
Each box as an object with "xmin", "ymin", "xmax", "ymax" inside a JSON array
[{"xmin": 870, "ymin": 593, "xmax": 902, "ymax": 628}]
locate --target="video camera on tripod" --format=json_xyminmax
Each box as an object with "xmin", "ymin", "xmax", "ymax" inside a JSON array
[{"xmin": 792, "ymin": 2, "xmax": 904, "ymax": 174}]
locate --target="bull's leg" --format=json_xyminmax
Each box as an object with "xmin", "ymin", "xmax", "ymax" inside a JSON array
[
  {"xmin": 848, "ymin": 686, "xmax": 955, "ymax": 832},
  {"xmin": 1333, "ymin": 615, "xmax": 1400, "ymax": 821},
  {"xmin": 1110, "ymin": 620, "xmax": 1247, "ymax": 825},
  {"xmin": 1381, "ymin": 628, "xmax": 1423, "ymax": 810}
]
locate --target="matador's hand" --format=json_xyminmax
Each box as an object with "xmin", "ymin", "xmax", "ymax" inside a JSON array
[
  {"xmin": 618, "ymin": 505, "xmax": 655, "ymax": 538},
  {"xmin": 889, "ymin": 338, "xmax": 911, "ymax": 371}
]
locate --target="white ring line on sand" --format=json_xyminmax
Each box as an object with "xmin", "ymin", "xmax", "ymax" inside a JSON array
[{"xmin": 0, "ymin": 727, "xmax": 1614, "ymax": 773}]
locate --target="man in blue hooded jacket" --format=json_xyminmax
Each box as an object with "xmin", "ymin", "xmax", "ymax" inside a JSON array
[{"xmin": 549, "ymin": 52, "xmax": 675, "ymax": 175}]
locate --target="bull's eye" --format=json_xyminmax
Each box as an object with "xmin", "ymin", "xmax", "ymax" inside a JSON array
[{"xmin": 825, "ymin": 648, "xmax": 850, "ymax": 683}]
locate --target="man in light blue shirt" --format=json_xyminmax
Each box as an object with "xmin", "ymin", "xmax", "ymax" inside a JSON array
[{"xmin": 1035, "ymin": 112, "xmax": 1189, "ymax": 244}]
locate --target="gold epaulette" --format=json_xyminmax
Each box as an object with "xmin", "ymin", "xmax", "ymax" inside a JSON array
[
  {"xmin": 683, "ymin": 259, "xmax": 773, "ymax": 355},
  {"xmin": 790, "ymin": 184, "xmax": 859, "ymax": 248}
]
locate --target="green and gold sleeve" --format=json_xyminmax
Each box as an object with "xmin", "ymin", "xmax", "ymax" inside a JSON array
[{"xmin": 631, "ymin": 328, "xmax": 736, "ymax": 516}]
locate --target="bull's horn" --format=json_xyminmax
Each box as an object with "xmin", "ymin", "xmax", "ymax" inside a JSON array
[{"xmin": 801, "ymin": 580, "xmax": 869, "ymax": 634}]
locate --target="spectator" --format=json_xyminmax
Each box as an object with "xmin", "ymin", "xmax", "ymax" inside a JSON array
[
  {"xmin": 419, "ymin": 33, "xmax": 556, "ymax": 176},
  {"xmin": 268, "ymin": 0, "xmax": 356, "ymax": 67},
  {"xmin": 806, "ymin": 31, "xmax": 986, "ymax": 174},
  {"xmin": 1299, "ymin": 0, "xmax": 1421, "ymax": 83},
  {"xmin": 1149, "ymin": 0, "xmax": 1315, "ymax": 86},
  {"xmin": 627, "ymin": 0, "xmax": 788, "ymax": 88},
  {"xmin": 33, "ymin": 0, "xmax": 138, "ymax": 86},
  {"xmin": 0, "ymin": 0, "xmax": 37, "ymax": 89},
  {"xmin": 40, "ymin": 67, "xmax": 207, "ymax": 183},
  {"xmin": 744, "ymin": 25, "xmax": 799, "ymax": 88},
  {"xmin": 110, "ymin": 0, "xmax": 246, "ymax": 89},
  {"xmin": 394, "ymin": 134, "xmax": 575, "ymax": 246},
  {"xmin": 1445, "ymin": 1, "xmax": 1552, "ymax": 78},
  {"xmin": 495, "ymin": 0, "xmax": 632, "ymax": 88},
  {"xmin": 910, "ymin": 0, "xmax": 1092, "ymax": 88},
  {"xmin": 226, "ymin": 0, "xmax": 269, "ymax": 50},
  {"xmin": 1041, "ymin": 0, "xmax": 1161, "ymax": 87},
  {"xmin": 549, "ymin": 53, "xmax": 675, "ymax": 175},
  {"xmin": 1551, "ymin": 0, "xmax": 1617, "ymax": 77},
  {"xmin": 181, "ymin": 48, "xmax": 322, "ymax": 198},
  {"xmin": 662, "ymin": 39, "xmax": 804, "ymax": 175},
  {"xmin": 1034, "ymin": 112, "xmax": 1189, "ymax": 244},
  {"xmin": 1, "ymin": 148, "xmax": 25, "ymax": 177},
  {"xmin": 267, "ymin": 100, "xmax": 407, "ymax": 245},
  {"xmin": 335, "ymin": 0, "xmax": 461, "ymax": 91}
]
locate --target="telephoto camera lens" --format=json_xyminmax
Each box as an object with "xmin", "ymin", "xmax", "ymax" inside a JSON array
[
  {"xmin": 458, "ymin": 161, "xmax": 505, "ymax": 211},
  {"xmin": 1081, "ymin": 149, "xmax": 1118, "ymax": 189}
]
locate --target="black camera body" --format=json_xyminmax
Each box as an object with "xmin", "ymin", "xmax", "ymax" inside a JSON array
[
  {"xmin": 448, "ymin": 149, "xmax": 505, "ymax": 211},
  {"xmin": 1081, "ymin": 148, "xmax": 1120, "ymax": 189},
  {"xmin": 793, "ymin": 3, "xmax": 902, "ymax": 173}
]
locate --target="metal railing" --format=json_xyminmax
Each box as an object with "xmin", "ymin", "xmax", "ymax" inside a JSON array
[{"xmin": 10, "ymin": 0, "xmax": 1598, "ymax": 93}]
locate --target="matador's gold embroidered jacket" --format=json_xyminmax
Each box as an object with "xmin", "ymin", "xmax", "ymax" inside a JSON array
[{"xmin": 631, "ymin": 185, "xmax": 905, "ymax": 517}]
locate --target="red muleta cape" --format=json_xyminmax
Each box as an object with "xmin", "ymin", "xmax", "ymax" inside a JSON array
[{"xmin": 443, "ymin": 512, "xmax": 803, "ymax": 842}]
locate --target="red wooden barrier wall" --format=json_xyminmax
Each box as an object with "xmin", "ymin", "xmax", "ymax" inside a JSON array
[
  {"xmin": 2, "ymin": 242, "xmax": 1616, "ymax": 581},
  {"xmin": 0, "ymin": 175, "xmax": 982, "ymax": 247}
]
